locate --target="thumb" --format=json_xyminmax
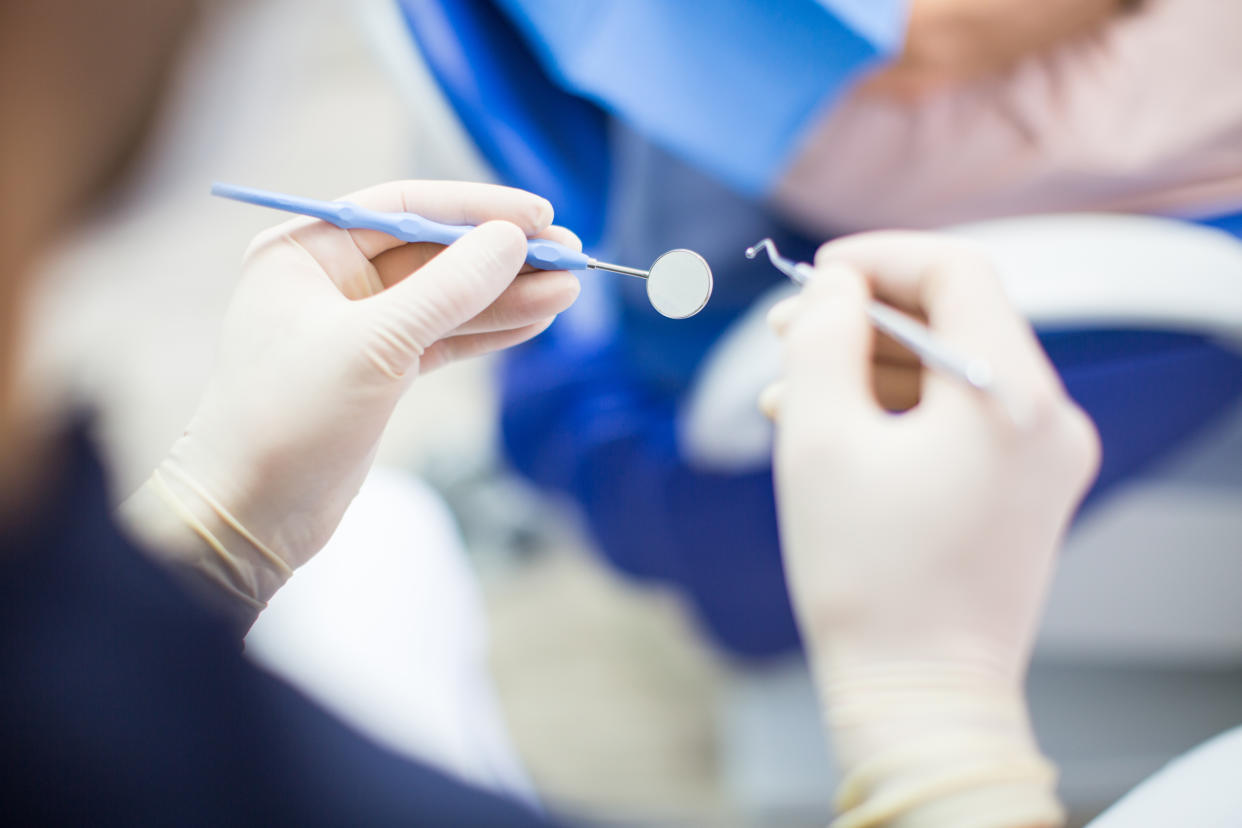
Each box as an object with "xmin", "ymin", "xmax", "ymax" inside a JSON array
[
  {"xmin": 781, "ymin": 263, "xmax": 877, "ymax": 423},
  {"xmin": 367, "ymin": 220, "xmax": 528, "ymax": 354}
]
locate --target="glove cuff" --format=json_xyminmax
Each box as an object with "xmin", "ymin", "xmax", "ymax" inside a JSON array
[
  {"xmin": 119, "ymin": 460, "xmax": 294, "ymax": 630},
  {"xmin": 821, "ymin": 662, "xmax": 1064, "ymax": 828}
]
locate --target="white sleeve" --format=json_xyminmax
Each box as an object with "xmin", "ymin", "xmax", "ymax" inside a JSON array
[{"xmin": 1086, "ymin": 725, "xmax": 1242, "ymax": 828}]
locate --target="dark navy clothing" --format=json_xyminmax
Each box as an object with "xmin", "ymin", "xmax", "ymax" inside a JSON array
[{"xmin": 0, "ymin": 424, "xmax": 556, "ymax": 826}]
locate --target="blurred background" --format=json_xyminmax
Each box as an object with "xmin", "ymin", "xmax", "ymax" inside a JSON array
[{"xmin": 27, "ymin": 1, "xmax": 1242, "ymax": 825}]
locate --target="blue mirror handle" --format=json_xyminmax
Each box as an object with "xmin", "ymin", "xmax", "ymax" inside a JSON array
[{"xmin": 212, "ymin": 182, "xmax": 591, "ymax": 271}]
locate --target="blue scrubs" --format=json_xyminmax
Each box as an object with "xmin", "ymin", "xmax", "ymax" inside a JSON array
[
  {"xmin": 401, "ymin": 0, "xmax": 907, "ymax": 244},
  {"xmin": 490, "ymin": 0, "xmax": 906, "ymax": 197}
]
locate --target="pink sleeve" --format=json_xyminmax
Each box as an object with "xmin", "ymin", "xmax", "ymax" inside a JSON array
[{"xmin": 772, "ymin": 0, "xmax": 1242, "ymax": 235}]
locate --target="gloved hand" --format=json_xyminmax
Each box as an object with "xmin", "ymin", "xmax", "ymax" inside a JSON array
[
  {"xmin": 120, "ymin": 181, "xmax": 580, "ymax": 627},
  {"xmin": 765, "ymin": 232, "xmax": 1099, "ymax": 828}
]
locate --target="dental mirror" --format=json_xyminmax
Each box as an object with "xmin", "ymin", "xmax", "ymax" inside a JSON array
[
  {"xmin": 647, "ymin": 249, "xmax": 713, "ymax": 319},
  {"xmin": 210, "ymin": 182, "xmax": 714, "ymax": 321},
  {"xmin": 589, "ymin": 248, "xmax": 713, "ymax": 319}
]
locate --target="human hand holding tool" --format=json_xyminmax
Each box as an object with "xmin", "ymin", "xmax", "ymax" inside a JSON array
[
  {"xmin": 767, "ymin": 232, "xmax": 1100, "ymax": 827},
  {"xmin": 748, "ymin": 237, "xmax": 1014, "ymax": 417},
  {"xmin": 121, "ymin": 181, "xmax": 579, "ymax": 626},
  {"xmin": 213, "ymin": 182, "xmax": 713, "ymax": 320}
]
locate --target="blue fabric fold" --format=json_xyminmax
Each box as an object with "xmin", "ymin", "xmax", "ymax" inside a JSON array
[{"xmin": 491, "ymin": 0, "xmax": 907, "ymax": 196}]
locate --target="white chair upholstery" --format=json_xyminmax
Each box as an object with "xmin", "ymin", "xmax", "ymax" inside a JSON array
[{"xmin": 246, "ymin": 468, "xmax": 535, "ymax": 803}]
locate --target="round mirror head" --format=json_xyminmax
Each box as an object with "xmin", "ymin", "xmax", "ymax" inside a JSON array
[{"xmin": 646, "ymin": 249, "xmax": 713, "ymax": 319}]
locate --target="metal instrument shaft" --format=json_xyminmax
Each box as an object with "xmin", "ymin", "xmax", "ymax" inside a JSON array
[{"xmin": 746, "ymin": 238, "xmax": 995, "ymax": 393}]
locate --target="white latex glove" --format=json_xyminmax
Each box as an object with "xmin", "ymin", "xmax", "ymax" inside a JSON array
[
  {"xmin": 765, "ymin": 233, "xmax": 1100, "ymax": 828},
  {"xmin": 120, "ymin": 181, "xmax": 580, "ymax": 626}
]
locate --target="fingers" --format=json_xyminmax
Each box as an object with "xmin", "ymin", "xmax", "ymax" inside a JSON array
[
  {"xmin": 343, "ymin": 180, "xmax": 553, "ymax": 234},
  {"xmin": 814, "ymin": 232, "xmax": 994, "ymax": 316},
  {"xmin": 419, "ymin": 318, "xmax": 555, "ymax": 374},
  {"xmin": 814, "ymin": 232, "xmax": 1061, "ymax": 404},
  {"xmin": 325, "ymin": 180, "xmax": 554, "ymax": 260},
  {"xmin": 770, "ymin": 294, "xmax": 920, "ymax": 367},
  {"xmin": 758, "ymin": 381, "xmax": 784, "ymax": 420},
  {"xmin": 261, "ymin": 182, "xmax": 554, "ymax": 295},
  {"xmin": 519, "ymin": 224, "xmax": 582, "ymax": 273},
  {"xmin": 368, "ymin": 222, "xmax": 579, "ymax": 340},
  {"xmin": 372, "ymin": 223, "xmax": 581, "ymax": 289},
  {"xmin": 779, "ymin": 263, "xmax": 879, "ymax": 424},
  {"xmin": 766, "ymin": 295, "xmax": 801, "ymax": 336},
  {"xmin": 451, "ymin": 269, "xmax": 580, "ymax": 336},
  {"xmin": 760, "ymin": 359, "xmax": 920, "ymax": 420},
  {"xmin": 367, "ymin": 220, "xmax": 528, "ymax": 356}
]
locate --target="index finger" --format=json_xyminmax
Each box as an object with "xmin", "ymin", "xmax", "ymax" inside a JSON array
[
  {"xmin": 371, "ymin": 223, "xmax": 582, "ymax": 292},
  {"xmin": 289, "ymin": 180, "xmax": 556, "ymax": 261},
  {"xmin": 814, "ymin": 231, "xmax": 1061, "ymax": 397},
  {"xmin": 780, "ymin": 262, "xmax": 880, "ymax": 426}
]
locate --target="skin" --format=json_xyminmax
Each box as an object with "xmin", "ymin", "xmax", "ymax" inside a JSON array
[{"xmin": 863, "ymin": 0, "xmax": 1135, "ymax": 99}]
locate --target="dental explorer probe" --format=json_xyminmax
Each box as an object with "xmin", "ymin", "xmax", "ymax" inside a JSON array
[
  {"xmin": 211, "ymin": 183, "xmax": 713, "ymax": 319},
  {"xmin": 746, "ymin": 238, "xmax": 996, "ymax": 394}
]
